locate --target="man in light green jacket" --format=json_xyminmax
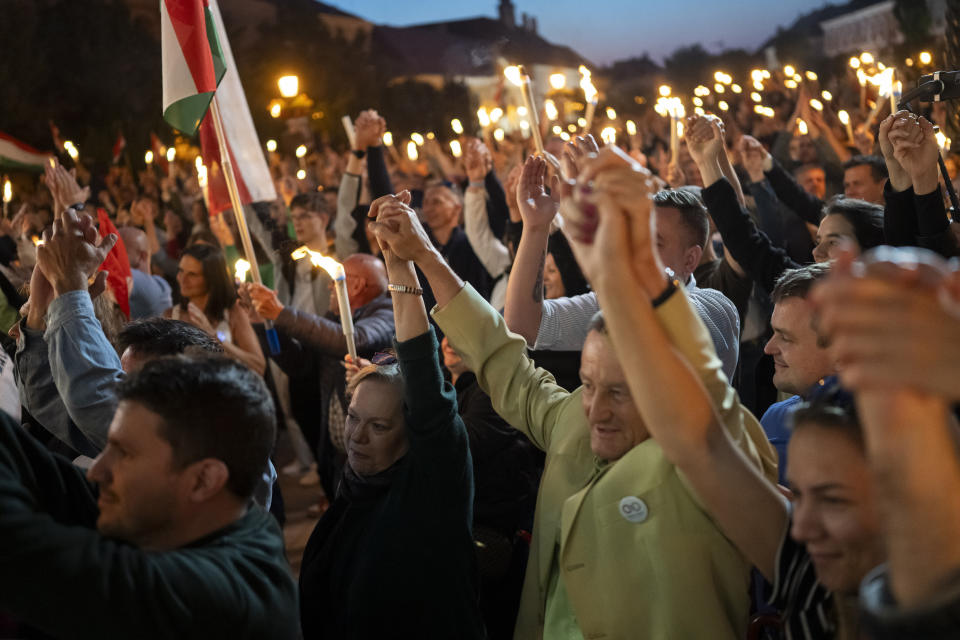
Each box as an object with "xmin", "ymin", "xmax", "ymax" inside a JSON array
[{"xmin": 369, "ymin": 190, "xmax": 778, "ymax": 640}]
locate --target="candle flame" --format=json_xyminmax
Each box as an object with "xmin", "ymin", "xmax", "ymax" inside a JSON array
[
  {"xmin": 451, "ymin": 119, "xmax": 464, "ymax": 134},
  {"xmin": 406, "ymin": 141, "xmax": 418, "ymax": 161},
  {"xmin": 291, "ymin": 246, "xmax": 345, "ymax": 280},
  {"xmin": 234, "ymin": 259, "xmax": 251, "ymax": 282},
  {"xmin": 410, "ymin": 132, "xmax": 424, "ymax": 146},
  {"xmin": 797, "ymin": 118, "xmax": 809, "ymax": 135},
  {"xmin": 32, "ymin": 235, "xmax": 42, "ymax": 247},
  {"xmin": 605, "ymin": 107, "xmax": 617, "ymax": 120},
  {"xmin": 579, "ymin": 65, "xmax": 598, "ymax": 103},
  {"xmin": 544, "ymin": 99, "xmax": 559, "ymax": 121},
  {"xmin": 504, "ymin": 65, "xmax": 525, "ymax": 87},
  {"xmin": 809, "ymin": 99, "xmax": 824, "ymax": 111},
  {"xmin": 600, "ymin": 127, "xmax": 616, "ymax": 145},
  {"xmin": 144, "ymin": 150, "xmax": 154, "ymax": 165},
  {"xmin": 382, "ymin": 131, "xmax": 393, "ymax": 146},
  {"xmin": 2, "ymin": 178, "xmax": 10, "ymax": 204},
  {"xmin": 450, "ymin": 140, "xmax": 462, "ymax": 157},
  {"xmin": 838, "ymin": 110, "xmax": 850, "ymax": 125},
  {"xmin": 477, "ymin": 107, "xmax": 490, "ymax": 127},
  {"xmin": 626, "ymin": 120, "xmax": 637, "ymax": 136}
]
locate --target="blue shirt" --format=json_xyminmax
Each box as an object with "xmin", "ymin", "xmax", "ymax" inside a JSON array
[{"xmin": 760, "ymin": 395, "xmax": 802, "ymax": 485}]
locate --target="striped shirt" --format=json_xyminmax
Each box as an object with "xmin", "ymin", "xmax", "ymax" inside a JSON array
[
  {"xmin": 770, "ymin": 517, "xmax": 835, "ymax": 639},
  {"xmin": 535, "ymin": 275, "xmax": 741, "ymax": 382}
]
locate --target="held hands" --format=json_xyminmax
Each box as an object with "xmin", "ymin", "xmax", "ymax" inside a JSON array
[
  {"xmin": 367, "ymin": 190, "xmax": 436, "ymax": 267},
  {"xmin": 243, "ymin": 282, "xmax": 284, "ymax": 321},
  {"xmin": 684, "ymin": 114, "xmax": 726, "ymax": 167},
  {"xmin": 517, "ymin": 155, "xmax": 560, "ymax": 230},
  {"xmin": 559, "ymin": 145, "xmax": 665, "ymax": 298},
  {"xmin": 36, "ymin": 208, "xmax": 117, "ymax": 297},
  {"xmin": 353, "ymin": 110, "xmax": 387, "ymax": 150},
  {"xmin": 887, "ymin": 112, "xmax": 941, "ymax": 195},
  {"xmin": 811, "ymin": 247, "xmax": 960, "ymax": 400}
]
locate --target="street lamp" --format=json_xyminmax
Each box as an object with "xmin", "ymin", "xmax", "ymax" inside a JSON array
[{"xmin": 278, "ymin": 75, "xmax": 299, "ymax": 98}]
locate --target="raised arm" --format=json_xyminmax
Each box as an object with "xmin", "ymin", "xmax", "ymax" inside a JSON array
[
  {"xmin": 689, "ymin": 116, "xmax": 800, "ymax": 293},
  {"xmin": 370, "ymin": 192, "xmax": 575, "ymax": 452},
  {"xmin": 570, "ymin": 147, "xmax": 787, "ymax": 579},
  {"xmin": 812, "ymin": 253, "xmax": 960, "ymax": 627},
  {"xmin": 502, "ymin": 155, "xmax": 558, "ymax": 345},
  {"xmin": 463, "ymin": 140, "xmax": 512, "ymax": 282}
]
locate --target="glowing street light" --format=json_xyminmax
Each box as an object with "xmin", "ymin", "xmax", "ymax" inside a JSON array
[{"xmin": 277, "ymin": 75, "xmax": 299, "ymax": 98}]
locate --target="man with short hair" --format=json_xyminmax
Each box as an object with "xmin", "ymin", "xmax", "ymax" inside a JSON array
[
  {"xmin": 506, "ymin": 156, "xmax": 741, "ymax": 382},
  {"xmin": 761, "ymin": 263, "xmax": 837, "ymax": 481},
  {"xmin": 0, "ymin": 356, "xmax": 299, "ymax": 638},
  {"xmin": 842, "ymin": 155, "xmax": 888, "ymax": 204},
  {"xmin": 794, "ymin": 163, "xmax": 827, "ymax": 200},
  {"xmin": 116, "ymin": 317, "xmax": 223, "ymax": 372},
  {"xmin": 119, "ymin": 226, "xmax": 171, "ymax": 319}
]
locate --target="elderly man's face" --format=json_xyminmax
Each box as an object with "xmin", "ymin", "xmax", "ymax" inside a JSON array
[
  {"xmin": 580, "ymin": 330, "xmax": 648, "ymax": 461},
  {"xmin": 422, "ymin": 186, "xmax": 461, "ymax": 233}
]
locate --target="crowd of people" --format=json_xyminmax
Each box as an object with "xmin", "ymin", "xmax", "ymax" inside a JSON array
[{"xmin": 0, "ymin": 52, "xmax": 959, "ymax": 640}]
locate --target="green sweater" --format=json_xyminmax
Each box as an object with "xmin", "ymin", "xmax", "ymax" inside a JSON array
[{"xmin": 0, "ymin": 412, "xmax": 298, "ymax": 639}]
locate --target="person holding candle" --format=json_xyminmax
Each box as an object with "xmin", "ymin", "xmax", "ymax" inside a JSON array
[
  {"xmin": 298, "ymin": 190, "xmax": 484, "ymax": 640},
  {"xmin": 166, "ymin": 244, "xmax": 265, "ymax": 376},
  {"xmin": 244, "ymin": 254, "xmax": 395, "ymax": 500}
]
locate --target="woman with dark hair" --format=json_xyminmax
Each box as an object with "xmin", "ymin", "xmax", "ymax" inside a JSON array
[
  {"xmin": 165, "ymin": 244, "xmax": 265, "ymax": 375},
  {"xmin": 298, "ymin": 192, "xmax": 483, "ymax": 639},
  {"xmin": 811, "ymin": 197, "xmax": 885, "ymax": 263},
  {"xmin": 544, "ymin": 231, "xmax": 589, "ymax": 299}
]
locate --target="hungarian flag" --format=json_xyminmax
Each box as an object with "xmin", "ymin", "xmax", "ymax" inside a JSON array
[
  {"xmin": 0, "ymin": 132, "xmax": 53, "ymax": 172},
  {"xmin": 193, "ymin": 0, "xmax": 276, "ymax": 215},
  {"xmin": 160, "ymin": 0, "xmax": 226, "ymax": 136},
  {"xmin": 111, "ymin": 132, "xmax": 126, "ymax": 165}
]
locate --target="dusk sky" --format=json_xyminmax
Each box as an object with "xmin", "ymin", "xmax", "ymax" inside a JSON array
[{"xmin": 343, "ymin": 0, "xmax": 830, "ymax": 65}]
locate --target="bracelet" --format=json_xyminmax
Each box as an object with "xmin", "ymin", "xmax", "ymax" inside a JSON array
[
  {"xmin": 388, "ymin": 283, "xmax": 423, "ymax": 296},
  {"xmin": 651, "ymin": 278, "xmax": 680, "ymax": 308},
  {"xmin": 351, "ymin": 149, "xmax": 366, "ymax": 159}
]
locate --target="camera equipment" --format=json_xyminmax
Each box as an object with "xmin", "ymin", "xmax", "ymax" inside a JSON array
[{"xmin": 898, "ymin": 70, "xmax": 960, "ymax": 216}]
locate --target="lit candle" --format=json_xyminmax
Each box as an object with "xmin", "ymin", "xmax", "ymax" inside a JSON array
[
  {"xmin": 451, "ymin": 119, "xmax": 464, "ymax": 135},
  {"xmin": 292, "ymin": 246, "xmax": 357, "ymax": 361},
  {"xmin": 2, "ymin": 176, "xmax": 11, "ymax": 219},
  {"xmin": 166, "ymin": 147, "xmax": 176, "ymax": 179},
  {"xmin": 234, "ymin": 259, "xmax": 251, "ymax": 282},
  {"xmin": 838, "ymin": 110, "xmax": 855, "ymax": 141},
  {"xmin": 579, "ymin": 65, "xmax": 598, "ymax": 132},
  {"xmin": 505, "ymin": 65, "xmax": 544, "ymax": 155}
]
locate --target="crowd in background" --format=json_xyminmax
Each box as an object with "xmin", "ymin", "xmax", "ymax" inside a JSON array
[{"xmin": 0, "ymin": 51, "xmax": 959, "ymax": 640}]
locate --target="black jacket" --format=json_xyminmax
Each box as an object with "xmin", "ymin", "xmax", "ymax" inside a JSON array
[{"xmin": 299, "ymin": 329, "xmax": 484, "ymax": 639}]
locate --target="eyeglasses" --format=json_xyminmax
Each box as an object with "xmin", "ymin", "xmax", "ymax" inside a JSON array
[{"xmin": 370, "ymin": 352, "xmax": 397, "ymax": 366}]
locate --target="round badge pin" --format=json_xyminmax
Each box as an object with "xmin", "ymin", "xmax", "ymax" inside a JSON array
[{"xmin": 619, "ymin": 496, "xmax": 648, "ymax": 523}]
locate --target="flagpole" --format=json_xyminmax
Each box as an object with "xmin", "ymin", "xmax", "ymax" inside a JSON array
[{"xmin": 209, "ymin": 94, "xmax": 280, "ymax": 355}]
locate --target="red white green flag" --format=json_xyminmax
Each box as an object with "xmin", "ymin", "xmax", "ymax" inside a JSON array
[
  {"xmin": 160, "ymin": 0, "xmax": 226, "ymax": 135},
  {"xmin": 0, "ymin": 132, "xmax": 53, "ymax": 172}
]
